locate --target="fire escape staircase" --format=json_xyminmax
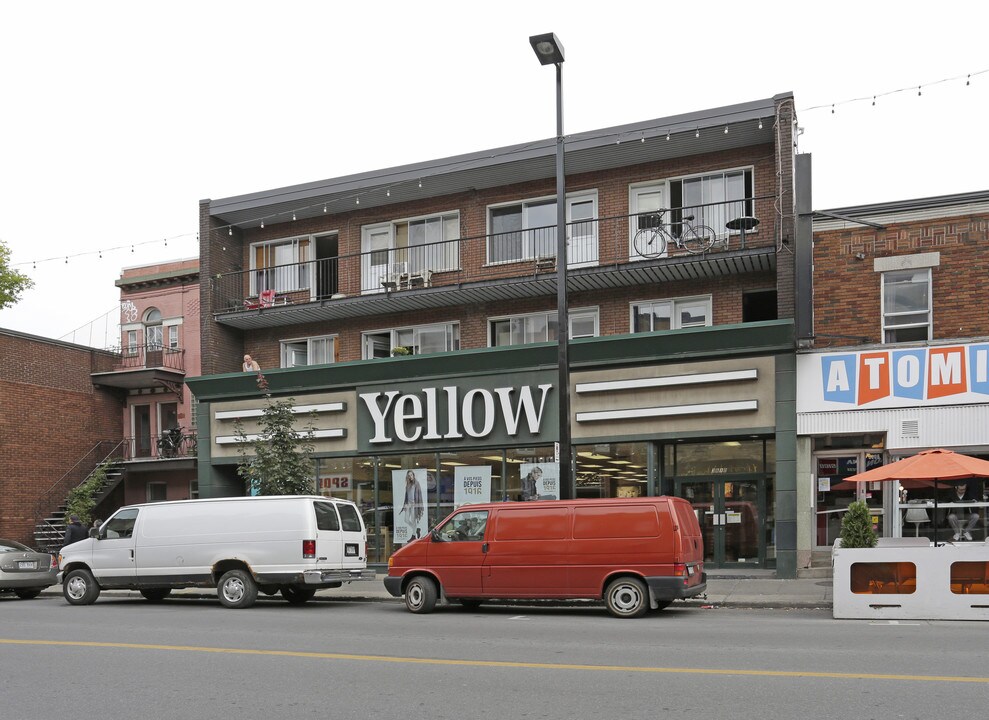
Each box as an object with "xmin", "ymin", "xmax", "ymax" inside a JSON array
[{"xmin": 33, "ymin": 441, "xmax": 127, "ymax": 554}]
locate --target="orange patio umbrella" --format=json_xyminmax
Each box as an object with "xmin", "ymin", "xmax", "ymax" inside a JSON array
[{"xmin": 846, "ymin": 448, "xmax": 989, "ymax": 542}]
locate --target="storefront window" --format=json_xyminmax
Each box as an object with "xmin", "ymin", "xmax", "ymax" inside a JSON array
[
  {"xmin": 505, "ymin": 446, "xmax": 558, "ymax": 502},
  {"xmin": 575, "ymin": 442, "xmax": 649, "ymax": 498}
]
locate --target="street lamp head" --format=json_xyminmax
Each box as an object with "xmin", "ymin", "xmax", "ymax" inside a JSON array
[{"xmin": 529, "ymin": 32, "xmax": 565, "ymax": 65}]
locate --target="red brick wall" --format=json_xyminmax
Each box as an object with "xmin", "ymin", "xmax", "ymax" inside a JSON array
[
  {"xmin": 813, "ymin": 213, "xmax": 989, "ymax": 347},
  {"xmin": 0, "ymin": 331, "xmax": 123, "ymax": 545},
  {"xmin": 209, "ymin": 143, "xmax": 786, "ymax": 368}
]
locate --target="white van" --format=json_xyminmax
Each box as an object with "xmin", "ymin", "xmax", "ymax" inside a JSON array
[{"xmin": 57, "ymin": 495, "xmax": 375, "ymax": 608}]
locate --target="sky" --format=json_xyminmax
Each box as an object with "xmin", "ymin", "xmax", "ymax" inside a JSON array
[{"xmin": 2, "ymin": 1, "xmax": 987, "ymax": 346}]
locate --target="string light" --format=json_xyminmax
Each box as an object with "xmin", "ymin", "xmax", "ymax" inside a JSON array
[
  {"xmin": 801, "ymin": 67, "xmax": 987, "ymax": 113},
  {"xmin": 724, "ymin": 125, "xmax": 729, "ymax": 134},
  {"xmin": 640, "ymin": 133, "xmax": 645, "ymax": 143},
  {"xmin": 16, "ymin": 67, "xmax": 987, "ymax": 271}
]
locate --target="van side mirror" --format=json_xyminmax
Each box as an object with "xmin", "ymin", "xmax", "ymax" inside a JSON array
[{"xmin": 430, "ymin": 529, "xmax": 440, "ymax": 542}]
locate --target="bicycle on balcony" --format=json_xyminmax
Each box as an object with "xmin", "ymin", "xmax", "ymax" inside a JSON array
[
  {"xmin": 632, "ymin": 210, "xmax": 718, "ymax": 258},
  {"xmin": 156, "ymin": 427, "xmax": 185, "ymax": 459}
]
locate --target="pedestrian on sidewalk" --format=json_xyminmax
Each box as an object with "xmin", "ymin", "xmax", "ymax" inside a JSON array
[{"xmin": 63, "ymin": 515, "xmax": 87, "ymax": 548}]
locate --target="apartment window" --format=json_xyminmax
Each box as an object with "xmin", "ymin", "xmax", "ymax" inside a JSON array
[
  {"xmin": 144, "ymin": 308, "xmax": 163, "ymax": 350},
  {"xmin": 167, "ymin": 324, "xmax": 179, "ymax": 349},
  {"xmin": 251, "ymin": 236, "xmax": 311, "ymax": 295},
  {"xmin": 362, "ymin": 323, "xmax": 460, "ymax": 358},
  {"xmin": 670, "ymin": 168, "xmax": 753, "ymax": 239},
  {"xmin": 125, "ymin": 329, "xmax": 139, "ymax": 356},
  {"xmin": 147, "ymin": 482, "xmax": 167, "ymax": 503},
  {"xmin": 490, "ymin": 308, "xmax": 599, "ymax": 347},
  {"xmin": 631, "ymin": 296, "xmax": 712, "ymax": 332},
  {"xmin": 882, "ymin": 269, "xmax": 931, "ymax": 343},
  {"xmin": 488, "ymin": 192, "xmax": 598, "ymax": 265},
  {"xmin": 361, "ymin": 212, "xmax": 460, "ymax": 292},
  {"xmin": 281, "ymin": 335, "xmax": 336, "ymax": 368}
]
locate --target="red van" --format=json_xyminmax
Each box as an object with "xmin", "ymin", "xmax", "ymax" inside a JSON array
[{"xmin": 384, "ymin": 496, "xmax": 705, "ymax": 618}]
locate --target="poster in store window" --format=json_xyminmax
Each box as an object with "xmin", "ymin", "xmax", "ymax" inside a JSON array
[
  {"xmin": 393, "ymin": 468, "xmax": 428, "ymax": 545},
  {"xmin": 454, "ymin": 466, "xmax": 491, "ymax": 509},
  {"xmin": 520, "ymin": 462, "xmax": 560, "ymax": 501}
]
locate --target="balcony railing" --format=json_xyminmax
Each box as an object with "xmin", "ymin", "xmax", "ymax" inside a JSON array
[
  {"xmin": 101, "ymin": 346, "xmax": 186, "ymax": 372},
  {"xmin": 213, "ymin": 199, "xmax": 771, "ymax": 315},
  {"xmin": 123, "ymin": 430, "xmax": 198, "ymax": 461}
]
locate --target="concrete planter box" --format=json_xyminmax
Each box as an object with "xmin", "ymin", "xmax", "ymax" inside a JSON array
[{"xmin": 832, "ymin": 538, "xmax": 989, "ymax": 620}]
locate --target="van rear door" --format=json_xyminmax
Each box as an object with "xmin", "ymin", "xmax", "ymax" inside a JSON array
[{"xmin": 329, "ymin": 502, "xmax": 367, "ymax": 569}]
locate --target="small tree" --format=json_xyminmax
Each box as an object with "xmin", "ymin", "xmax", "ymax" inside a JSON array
[
  {"xmin": 235, "ymin": 392, "xmax": 317, "ymax": 496},
  {"xmin": 64, "ymin": 461, "xmax": 110, "ymax": 525},
  {"xmin": 0, "ymin": 239, "xmax": 34, "ymax": 309},
  {"xmin": 839, "ymin": 499, "xmax": 878, "ymax": 548}
]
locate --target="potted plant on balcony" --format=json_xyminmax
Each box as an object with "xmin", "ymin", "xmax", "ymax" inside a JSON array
[{"xmin": 391, "ymin": 346, "xmax": 411, "ymax": 357}]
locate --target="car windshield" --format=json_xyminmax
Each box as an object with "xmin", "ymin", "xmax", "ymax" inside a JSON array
[{"xmin": 0, "ymin": 539, "xmax": 30, "ymax": 552}]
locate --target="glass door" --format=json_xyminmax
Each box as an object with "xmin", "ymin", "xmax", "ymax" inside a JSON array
[
  {"xmin": 814, "ymin": 452, "xmax": 885, "ymax": 547},
  {"xmin": 676, "ymin": 478, "xmax": 765, "ymax": 567}
]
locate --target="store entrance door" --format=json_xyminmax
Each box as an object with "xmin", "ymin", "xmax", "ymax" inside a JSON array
[{"xmin": 676, "ymin": 477, "xmax": 766, "ymax": 568}]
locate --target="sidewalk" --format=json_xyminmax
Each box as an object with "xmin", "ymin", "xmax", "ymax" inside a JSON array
[{"xmin": 42, "ymin": 571, "xmax": 834, "ymax": 609}]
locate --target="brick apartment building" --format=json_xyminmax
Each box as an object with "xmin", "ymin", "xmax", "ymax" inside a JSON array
[
  {"xmin": 798, "ymin": 191, "xmax": 989, "ymax": 565},
  {"xmin": 0, "ymin": 330, "xmax": 121, "ymax": 544},
  {"xmin": 189, "ymin": 92, "xmax": 810, "ymax": 577},
  {"xmin": 0, "ymin": 258, "xmax": 201, "ymax": 548}
]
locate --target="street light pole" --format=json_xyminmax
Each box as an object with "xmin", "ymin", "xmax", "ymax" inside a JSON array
[{"xmin": 529, "ymin": 33, "xmax": 571, "ymax": 498}]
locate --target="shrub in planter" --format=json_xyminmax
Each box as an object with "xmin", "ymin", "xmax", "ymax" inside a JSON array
[
  {"xmin": 839, "ymin": 499, "xmax": 878, "ymax": 548},
  {"xmin": 391, "ymin": 346, "xmax": 411, "ymax": 356}
]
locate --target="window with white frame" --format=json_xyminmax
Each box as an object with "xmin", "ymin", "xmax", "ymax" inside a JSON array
[
  {"xmin": 167, "ymin": 324, "xmax": 179, "ymax": 349},
  {"xmin": 488, "ymin": 192, "xmax": 598, "ymax": 265},
  {"xmin": 630, "ymin": 296, "xmax": 713, "ymax": 332},
  {"xmin": 882, "ymin": 269, "xmax": 931, "ymax": 343},
  {"xmin": 489, "ymin": 308, "xmax": 599, "ymax": 347},
  {"xmin": 361, "ymin": 212, "xmax": 460, "ymax": 293},
  {"xmin": 670, "ymin": 168, "xmax": 753, "ymax": 240},
  {"xmin": 281, "ymin": 335, "xmax": 336, "ymax": 368},
  {"xmin": 362, "ymin": 323, "xmax": 460, "ymax": 358},
  {"xmin": 125, "ymin": 329, "xmax": 139, "ymax": 356},
  {"xmin": 250, "ymin": 236, "xmax": 311, "ymax": 295},
  {"xmin": 144, "ymin": 308, "xmax": 163, "ymax": 350}
]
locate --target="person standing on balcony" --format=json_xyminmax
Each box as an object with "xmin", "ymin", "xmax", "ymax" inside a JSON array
[
  {"xmin": 62, "ymin": 516, "xmax": 87, "ymax": 548},
  {"xmin": 242, "ymin": 354, "xmax": 260, "ymax": 372}
]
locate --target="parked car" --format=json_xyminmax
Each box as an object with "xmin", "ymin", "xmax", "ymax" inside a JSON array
[
  {"xmin": 58, "ymin": 495, "xmax": 375, "ymax": 608},
  {"xmin": 385, "ymin": 496, "xmax": 706, "ymax": 618},
  {"xmin": 0, "ymin": 539, "xmax": 58, "ymax": 599}
]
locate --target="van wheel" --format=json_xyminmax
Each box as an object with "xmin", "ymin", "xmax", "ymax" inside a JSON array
[
  {"xmin": 404, "ymin": 576, "xmax": 437, "ymax": 614},
  {"xmin": 605, "ymin": 577, "xmax": 648, "ymax": 619},
  {"xmin": 64, "ymin": 569, "xmax": 101, "ymax": 606},
  {"xmin": 281, "ymin": 586, "xmax": 316, "ymax": 605},
  {"xmin": 217, "ymin": 569, "xmax": 258, "ymax": 609},
  {"xmin": 140, "ymin": 589, "xmax": 172, "ymax": 602},
  {"xmin": 14, "ymin": 588, "xmax": 43, "ymax": 599}
]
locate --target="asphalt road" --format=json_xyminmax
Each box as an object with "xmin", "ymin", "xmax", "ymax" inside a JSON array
[{"xmin": 3, "ymin": 593, "xmax": 987, "ymax": 720}]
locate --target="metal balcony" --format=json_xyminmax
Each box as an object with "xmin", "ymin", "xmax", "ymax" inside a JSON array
[{"xmin": 212, "ymin": 205, "xmax": 778, "ymax": 331}]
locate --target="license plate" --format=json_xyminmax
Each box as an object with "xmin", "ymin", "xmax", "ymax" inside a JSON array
[
  {"xmin": 18, "ymin": 561, "xmax": 37, "ymax": 570},
  {"xmin": 686, "ymin": 565, "xmax": 695, "ymax": 576}
]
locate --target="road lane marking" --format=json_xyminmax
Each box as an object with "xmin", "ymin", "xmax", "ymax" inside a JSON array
[{"xmin": 2, "ymin": 638, "xmax": 987, "ymax": 684}]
